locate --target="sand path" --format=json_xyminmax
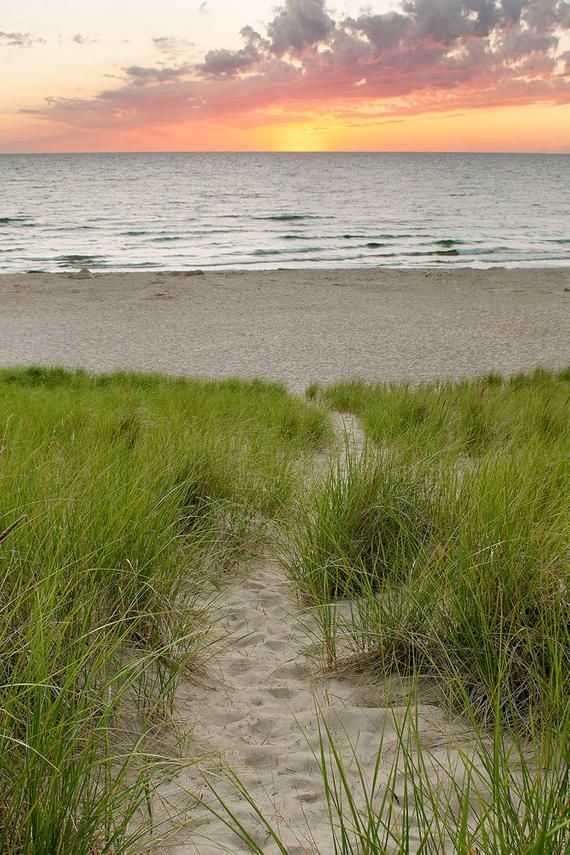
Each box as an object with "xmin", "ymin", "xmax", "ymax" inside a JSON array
[{"xmin": 152, "ymin": 414, "xmax": 473, "ymax": 853}]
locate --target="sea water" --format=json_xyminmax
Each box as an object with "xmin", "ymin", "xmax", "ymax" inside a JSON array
[{"xmin": 1, "ymin": 152, "xmax": 568, "ymax": 272}]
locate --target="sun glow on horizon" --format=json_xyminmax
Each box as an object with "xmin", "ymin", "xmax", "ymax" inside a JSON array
[
  {"xmin": 1, "ymin": 0, "xmax": 569, "ymax": 154},
  {"xmin": 271, "ymin": 123, "xmax": 331, "ymax": 152}
]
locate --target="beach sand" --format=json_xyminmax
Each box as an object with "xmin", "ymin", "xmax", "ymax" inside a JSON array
[
  {"xmin": 2, "ymin": 267, "xmax": 568, "ymax": 851},
  {"xmin": 152, "ymin": 415, "xmax": 481, "ymax": 854},
  {"xmin": 0, "ymin": 268, "xmax": 568, "ymax": 389}
]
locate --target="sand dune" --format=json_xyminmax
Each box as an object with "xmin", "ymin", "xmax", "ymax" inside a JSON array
[{"xmin": 2, "ymin": 268, "xmax": 568, "ymax": 850}]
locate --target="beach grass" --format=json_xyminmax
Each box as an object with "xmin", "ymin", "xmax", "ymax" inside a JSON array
[
  {"xmin": 293, "ymin": 368, "xmax": 569, "ymax": 733},
  {"xmin": 244, "ymin": 367, "xmax": 568, "ymax": 852},
  {"xmin": 2, "ymin": 363, "xmax": 568, "ymax": 852},
  {"xmin": 192, "ymin": 368, "xmax": 569, "ymax": 854},
  {"xmin": 0, "ymin": 366, "xmax": 329, "ymax": 853}
]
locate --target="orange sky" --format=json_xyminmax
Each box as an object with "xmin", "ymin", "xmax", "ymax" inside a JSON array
[{"xmin": 1, "ymin": 0, "xmax": 569, "ymax": 153}]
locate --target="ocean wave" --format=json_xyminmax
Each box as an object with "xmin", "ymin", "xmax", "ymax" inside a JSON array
[
  {"xmin": 253, "ymin": 247, "xmax": 316, "ymax": 256},
  {"xmin": 0, "ymin": 216, "xmax": 32, "ymax": 225},
  {"xmin": 278, "ymin": 234, "xmax": 411, "ymax": 244},
  {"xmin": 215, "ymin": 242, "xmax": 536, "ymax": 262},
  {"xmin": 342, "ymin": 233, "xmax": 419, "ymax": 240},
  {"xmin": 54, "ymin": 254, "xmax": 103, "ymax": 266},
  {"xmin": 1, "ymin": 153, "xmax": 568, "ymax": 273},
  {"xmin": 108, "ymin": 261, "xmax": 161, "ymax": 268},
  {"xmin": 456, "ymin": 246, "xmax": 510, "ymax": 255},
  {"xmin": 255, "ymin": 214, "xmax": 327, "ymax": 222},
  {"xmin": 50, "ymin": 225, "xmax": 96, "ymax": 232},
  {"xmin": 398, "ymin": 249, "xmax": 459, "ymax": 257},
  {"xmin": 253, "ymin": 241, "xmax": 392, "ymax": 257},
  {"xmin": 279, "ymin": 234, "xmax": 315, "ymax": 240},
  {"xmin": 185, "ymin": 228, "xmax": 251, "ymax": 236}
]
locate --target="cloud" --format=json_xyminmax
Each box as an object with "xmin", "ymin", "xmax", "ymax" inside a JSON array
[
  {"xmin": 199, "ymin": 26, "xmax": 265, "ymax": 76},
  {"xmin": 123, "ymin": 64, "xmax": 192, "ymax": 84},
  {"xmin": 71, "ymin": 33, "xmax": 98, "ymax": 46},
  {"xmin": 25, "ymin": 0, "xmax": 570, "ymax": 134},
  {"xmin": 0, "ymin": 30, "xmax": 43, "ymax": 47},
  {"xmin": 267, "ymin": 0, "xmax": 335, "ymax": 54},
  {"xmin": 560, "ymin": 49, "xmax": 570, "ymax": 72},
  {"xmin": 345, "ymin": 12, "xmax": 410, "ymax": 53},
  {"xmin": 152, "ymin": 36, "xmax": 192, "ymax": 58}
]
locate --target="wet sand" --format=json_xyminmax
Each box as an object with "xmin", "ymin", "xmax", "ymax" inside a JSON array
[{"xmin": 0, "ymin": 268, "xmax": 568, "ymax": 389}]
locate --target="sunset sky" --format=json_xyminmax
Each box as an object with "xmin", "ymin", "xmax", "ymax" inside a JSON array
[{"xmin": 1, "ymin": 0, "xmax": 569, "ymax": 152}]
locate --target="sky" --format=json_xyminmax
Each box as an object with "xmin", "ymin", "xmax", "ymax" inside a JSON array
[{"xmin": 1, "ymin": 0, "xmax": 569, "ymax": 152}]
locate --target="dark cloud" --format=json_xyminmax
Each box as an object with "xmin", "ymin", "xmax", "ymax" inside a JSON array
[
  {"xmin": 500, "ymin": 0, "xmax": 528, "ymax": 22},
  {"xmin": 345, "ymin": 12, "xmax": 410, "ymax": 53},
  {"xmin": 199, "ymin": 47, "xmax": 259, "ymax": 75},
  {"xmin": 195, "ymin": 0, "xmax": 569, "ymax": 80},
  {"xmin": 267, "ymin": 0, "xmax": 335, "ymax": 54},
  {"xmin": 123, "ymin": 65, "xmax": 191, "ymax": 84},
  {"xmin": 199, "ymin": 27, "xmax": 264, "ymax": 76},
  {"xmin": 154, "ymin": 36, "xmax": 180, "ymax": 51},
  {"xmin": 399, "ymin": 0, "xmax": 501, "ymax": 43},
  {"xmin": 71, "ymin": 33, "xmax": 99, "ymax": 46}
]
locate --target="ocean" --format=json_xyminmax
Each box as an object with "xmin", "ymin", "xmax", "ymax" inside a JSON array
[{"xmin": 0, "ymin": 152, "xmax": 568, "ymax": 273}]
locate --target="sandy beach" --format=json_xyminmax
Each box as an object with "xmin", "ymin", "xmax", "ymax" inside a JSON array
[
  {"xmin": 1, "ymin": 268, "xmax": 568, "ymax": 389},
  {"xmin": 2, "ymin": 267, "xmax": 569, "ymax": 852},
  {"xmin": 5, "ymin": 0, "xmax": 570, "ymax": 846}
]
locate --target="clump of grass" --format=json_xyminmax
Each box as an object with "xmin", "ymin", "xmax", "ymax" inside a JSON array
[
  {"xmin": 285, "ymin": 443, "xmax": 442, "ymax": 600},
  {"xmin": 317, "ymin": 366, "xmax": 570, "ymax": 460},
  {"xmin": 0, "ymin": 366, "xmax": 330, "ymax": 851},
  {"xmin": 291, "ymin": 369, "xmax": 569, "ymax": 734}
]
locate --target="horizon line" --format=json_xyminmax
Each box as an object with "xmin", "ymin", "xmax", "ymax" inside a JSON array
[{"xmin": 1, "ymin": 149, "xmax": 568, "ymax": 156}]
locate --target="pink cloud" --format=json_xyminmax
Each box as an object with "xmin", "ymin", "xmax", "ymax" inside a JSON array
[{"xmin": 22, "ymin": 0, "xmax": 570, "ymax": 134}]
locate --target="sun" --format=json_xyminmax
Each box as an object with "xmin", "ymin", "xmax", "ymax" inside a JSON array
[{"xmin": 271, "ymin": 123, "xmax": 331, "ymax": 152}]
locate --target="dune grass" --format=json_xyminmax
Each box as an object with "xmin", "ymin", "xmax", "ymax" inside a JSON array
[
  {"xmin": 2, "ymin": 364, "xmax": 568, "ymax": 852},
  {"xmin": 0, "ymin": 366, "xmax": 329, "ymax": 853},
  {"xmin": 294, "ymin": 368, "xmax": 569, "ymax": 733},
  {"xmin": 240, "ymin": 368, "xmax": 567, "ymax": 852},
  {"xmin": 310, "ymin": 366, "xmax": 570, "ymax": 462},
  {"xmin": 184, "ymin": 368, "xmax": 569, "ymax": 855}
]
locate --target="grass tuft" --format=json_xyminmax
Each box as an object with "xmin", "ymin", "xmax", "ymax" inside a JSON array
[
  {"xmin": 290, "ymin": 369, "xmax": 569, "ymax": 734},
  {"xmin": 0, "ymin": 366, "xmax": 329, "ymax": 852}
]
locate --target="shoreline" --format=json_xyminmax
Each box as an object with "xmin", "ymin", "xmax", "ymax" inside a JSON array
[{"xmin": 1, "ymin": 268, "xmax": 568, "ymax": 390}]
